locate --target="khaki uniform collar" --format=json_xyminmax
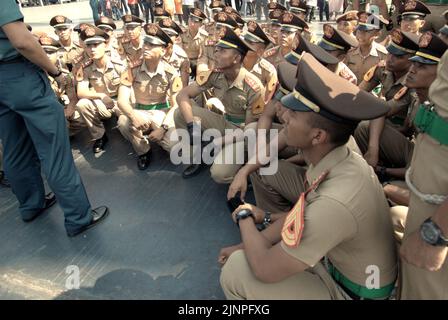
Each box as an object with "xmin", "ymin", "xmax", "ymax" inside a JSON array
[
  {"xmin": 306, "ymin": 145, "xmax": 350, "ymax": 186},
  {"xmin": 354, "ymin": 41, "xmax": 381, "ymax": 58},
  {"xmin": 93, "ymin": 59, "xmax": 115, "ymax": 74},
  {"xmin": 228, "ymin": 67, "xmax": 247, "ymax": 90},
  {"xmin": 141, "ymin": 60, "xmax": 166, "ymax": 78}
]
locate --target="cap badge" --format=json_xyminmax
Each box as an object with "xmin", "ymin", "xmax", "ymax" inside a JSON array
[{"xmin": 419, "ymin": 32, "xmax": 432, "ymax": 48}]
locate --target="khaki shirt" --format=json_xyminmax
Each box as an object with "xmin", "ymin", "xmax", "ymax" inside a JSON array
[
  {"xmin": 164, "ymin": 44, "xmax": 190, "ymax": 76},
  {"xmin": 196, "ymin": 67, "xmax": 265, "ymax": 121},
  {"xmin": 345, "ymin": 41, "xmax": 388, "ymax": 85},
  {"xmin": 263, "ymin": 45, "xmax": 286, "ymax": 68},
  {"xmin": 360, "ymin": 62, "xmax": 413, "ymax": 127},
  {"xmin": 197, "ymin": 34, "xmax": 218, "ymax": 72},
  {"xmin": 281, "ymin": 145, "xmax": 398, "ymax": 287},
  {"xmin": 77, "ymin": 58, "xmax": 127, "ymax": 97},
  {"xmin": 248, "ymin": 57, "xmax": 278, "ymax": 101},
  {"xmin": 56, "ymin": 40, "xmax": 84, "ymax": 68},
  {"xmin": 120, "ymin": 37, "xmax": 144, "ymax": 63},
  {"xmin": 180, "ymin": 28, "xmax": 208, "ymax": 60},
  {"xmin": 122, "ymin": 60, "xmax": 181, "ymax": 105}
]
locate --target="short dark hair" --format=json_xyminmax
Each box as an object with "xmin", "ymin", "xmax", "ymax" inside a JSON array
[{"xmin": 309, "ymin": 113, "xmax": 358, "ymax": 147}]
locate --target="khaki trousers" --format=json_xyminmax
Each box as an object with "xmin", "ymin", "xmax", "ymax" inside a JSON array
[
  {"xmin": 76, "ymin": 98, "xmax": 118, "ymax": 140},
  {"xmin": 117, "ymin": 107, "xmax": 178, "ymax": 156},
  {"xmin": 220, "ymin": 250, "xmax": 349, "ymax": 300}
]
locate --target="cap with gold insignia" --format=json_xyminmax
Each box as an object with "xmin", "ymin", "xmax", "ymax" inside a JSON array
[
  {"xmin": 95, "ymin": 16, "xmax": 117, "ymax": 31},
  {"xmin": 274, "ymin": 61, "xmax": 297, "ymax": 101},
  {"xmin": 153, "ymin": 7, "xmax": 171, "ymax": 22},
  {"xmin": 268, "ymin": 1, "xmax": 287, "ymax": 12},
  {"xmin": 214, "ymin": 12, "xmax": 239, "ymax": 29},
  {"xmin": 80, "ymin": 25, "xmax": 109, "ymax": 45},
  {"xmin": 400, "ymin": 0, "xmax": 431, "ymax": 20},
  {"xmin": 269, "ymin": 9, "xmax": 286, "ymax": 26},
  {"xmin": 319, "ymin": 24, "xmax": 359, "ymax": 52},
  {"xmin": 49, "ymin": 15, "xmax": 72, "ymax": 29},
  {"xmin": 336, "ymin": 10, "xmax": 359, "ymax": 23},
  {"xmin": 223, "ymin": 7, "xmax": 245, "ymax": 28},
  {"xmin": 74, "ymin": 23, "xmax": 91, "ymax": 35},
  {"xmin": 38, "ymin": 34, "xmax": 61, "ymax": 53},
  {"xmin": 189, "ymin": 7, "xmax": 207, "ymax": 22},
  {"xmin": 143, "ymin": 23, "xmax": 173, "ymax": 47},
  {"xmin": 285, "ymin": 33, "xmax": 339, "ymax": 66},
  {"xmin": 210, "ymin": 0, "xmax": 225, "ymax": 12},
  {"xmin": 244, "ymin": 21, "xmax": 272, "ymax": 45},
  {"xmin": 357, "ymin": 12, "xmax": 389, "ymax": 31},
  {"xmin": 217, "ymin": 26, "xmax": 253, "ymax": 55},
  {"xmin": 122, "ymin": 14, "xmax": 144, "ymax": 27},
  {"xmin": 280, "ymin": 12, "xmax": 308, "ymax": 33},
  {"xmin": 439, "ymin": 9, "xmax": 448, "ymax": 36},
  {"xmin": 281, "ymin": 53, "xmax": 389, "ymax": 123},
  {"xmin": 79, "ymin": 25, "xmax": 109, "ymax": 45},
  {"xmin": 409, "ymin": 32, "xmax": 448, "ymax": 64},
  {"xmin": 386, "ymin": 29, "xmax": 420, "ymax": 56},
  {"xmin": 158, "ymin": 18, "xmax": 183, "ymax": 37},
  {"xmin": 289, "ymin": 0, "xmax": 307, "ymax": 14}
]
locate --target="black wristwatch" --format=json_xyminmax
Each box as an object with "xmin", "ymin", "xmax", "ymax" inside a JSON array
[
  {"xmin": 235, "ymin": 209, "xmax": 254, "ymax": 226},
  {"xmin": 262, "ymin": 211, "xmax": 272, "ymax": 229},
  {"xmin": 420, "ymin": 218, "xmax": 448, "ymax": 247}
]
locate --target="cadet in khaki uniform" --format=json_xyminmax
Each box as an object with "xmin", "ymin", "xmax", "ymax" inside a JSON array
[
  {"xmin": 117, "ymin": 24, "xmax": 183, "ymax": 170},
  {"xmin": 94, "ymin": 16, "xmax": 123, "ymax": 61},
  {"xmin": 119, "ymin": 15, "xmax": 145, "ymax": 64},
  {"xmin": 267, "ymin": 8, "xmax": 286, "ymax": 46},
  {"xmin": 38, "ymin": 34, "xmax": 85, "ymax": 137},
  {"xmin": 75, "ymin": 26, "xmax": 128, "ymax": 153},
  {"xmin": 180, "ymin": 8, "xmax": 208, "ymax": 78},
  {"xmin": 318, "ymin": 24, "xmax": 359, "ymax": 84},
  {"xmin": 399, "ymin": 50, "xmax": 448, "ymax": 300},
  {"xmin": 219, "ymin": 53, "xmax": 397, "ymax": 300},
  {"xmin": 157, "ymin": 18, "xmax": 191, "ymax": 87},
  {"xmin": 49, "ymin": 15, "xmax": 84, "ymax": 72},
  {"xmin": 263, "ymin": 12, "xmax": 308, "ymax": 68},
  {"xmin": 356, "ymin": 29, "xmax": 420, "ymax": 171},
  {"xmin": 197, "ymin": 12, "xmax": 239, "ymax": 74},
  {"xmin": 336, "ymin": 10, "xmax": 359, "ymax": 36},
  {"xmin": 174, "ymin": 27, "xmax": 265, "ymax": 179},
  {"xmin": 242, "ymin": 21, "xmax": 278, "ymax": 104},
  {"xmin": 345, "ymin": 12, "xmax": 388, "ymax": 85}
]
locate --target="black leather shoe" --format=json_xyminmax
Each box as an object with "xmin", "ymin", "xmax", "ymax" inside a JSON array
[
  {"xmin": 137, "ymin": 149, "xmax": 152, "ymax": 171},
  {"xmin": 93, "ymin": 134, "xmax": 108, "ymax": 153},
  {"xmin": 66, "ymin": 206, "xmax": 109, "ymax": 237},
  {"xmin": 0, "ymin": 171, "xmax": 10, "ymax": 188},
  {"xmin": 23, "ymin": 192, "xmax": 57, "ymax": 222},
  {"xmin": 182, "ymin": 163, "xmax": 204, "ymax": 179}
]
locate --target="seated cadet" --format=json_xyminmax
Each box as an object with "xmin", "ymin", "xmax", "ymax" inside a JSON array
[
  {"xmin": 75, "ymin": 26, "xmax": 127, "ymax": 154},
  {"xmin": 158, "ymin": 18, "xmax": 191, "ymax": 87},
  {"xmin": 242, "ymin": 21, "xmax": 278, "ymax": 103},
  {"xmin": 219, "ymin": 53, "xmax": 398, "ymax": 300},
  {"xmin": 118, "ymin": 15, "xmax": 145, "ymax": 64},
  {"xmin": 117, "ymin": 24, "xmax": 183, "ymax": 170},
  {"xmin": 438, "ymin": 10, "xmax": 448, "ymax": 44},
  {"xmin": 355, "ymin": 32, "xmax": 447, "ymax": 187},
  {"xmin": 197, "ymin": 12, "xmax": 239, "ymax": 73},
  {"xmin": 180, "ymin": 8, "xmax": 208, "ymax": 78},
  {"xmin": 400, "ymin": 0, "xmax": 431, "ymax": 35},
  {"xmin": 38, "ymin": 34, "xmax": 85, "ymax": 138},
  {"xmin": 94, "ymin": 16, "xmax": 123, "ymax": 60},
  {"xmin": 174, "ymin": 27, "xmax": 264, "ymax": 179},
  {"xmin": 399, "ymin": 44, "xmax": 448, "ymax": 301},
  {"xmin": 49, "ymin": 15, "xmax": 84, "ymax": 72},
  {"xmin": 356, "ymin": 29, "xmax": 419, "ymax": 172},
  {"xmin": 345, "ymin": 12, "xmax": 388, "ymax": 85},
  {"xmin": 267, "ymin": 8, "xmax": 286, "ymax": 46},
  {"xmin": 318, "ymin": 24, "xmax": 359, "ymax": 84},
  {"xmin": 263, "ymin": 11, "xmax": 308, "ymax": 68},
  {"xmin": 336, "ymin": 10, "xmax": 359, "ymax": 36}
]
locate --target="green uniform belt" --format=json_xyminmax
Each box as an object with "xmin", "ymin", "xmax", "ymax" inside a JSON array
[
  {"xmin": 224, "ymin": 114, "xmax": 245, "ymax": 125},
  {"xmin": 136, "ymin": 102, "xmax": 170, "ymax": 110},
  {"xmin": 328, "ymin": 264, "xmax": 395, "ymax": 299},
  {"xmin": 414, "ymin": 104, "xmax": 448, "ymax": 146}
]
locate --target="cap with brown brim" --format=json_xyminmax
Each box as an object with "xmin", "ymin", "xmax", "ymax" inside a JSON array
[
  {"xmin": 319, "ymin": 24, "xmax": 358, "ymax": 52},
  {"xmin": 216, "ymin": 26, "xmax": 253, "ymax": 55}
]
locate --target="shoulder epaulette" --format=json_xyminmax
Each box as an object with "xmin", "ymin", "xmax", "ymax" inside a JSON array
[
  {"xmin": 245, "ymin": 74, "xmax": 261, "ymax": 92},
  {"xmin": 127, "ymin": 57, "xmax": 143, "ymax": 69},
  {"xmin": 259, "ymin": 58, "xmax": 276, "ymax": 73},
  {"xmin": 263, "ymin": 46, "xmax": 278, "ymax": 59},
  {"xmin": 394, "ymin": 86, "xmax": 408, "ymax": 101},
  {"xmin": 364, "ymin": 65, "xmax": 378, "ymax": 82},
  {"xmin": 196, "ymin": 70, "xmax": 213, "ymax": 86}
]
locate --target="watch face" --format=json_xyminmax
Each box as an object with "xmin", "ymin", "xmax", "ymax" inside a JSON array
[{"xmin": 421, "ymin": 222, "xmax": 439, "ymax": 244}]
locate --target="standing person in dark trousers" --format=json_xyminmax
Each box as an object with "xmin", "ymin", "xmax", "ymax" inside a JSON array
[
  {"xmin": 317, "ymin": 0, "xmax": 329, "ymax": 22},
  {"xmin": 121, "ymin": 0, "xmax": 130, "ymax": 14},
  {"xmin": 256, "ymin": 0, "xmax": 269, "ymax": 21},
  {"xmin": 128, "ymin": 0, "xmax": 141, "ymax": 17},
  {"xmin": 0, "ymin": 0, "xmax": 109, "ymax": 237},
  {"xmin": 90, "ymin": 0, "xmax": 100, "ymax": 22}
]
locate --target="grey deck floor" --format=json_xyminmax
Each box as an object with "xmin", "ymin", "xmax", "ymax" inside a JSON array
[{"xmin": 0, "ymin": 121, "xmax": 253, "ymax": 299}]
